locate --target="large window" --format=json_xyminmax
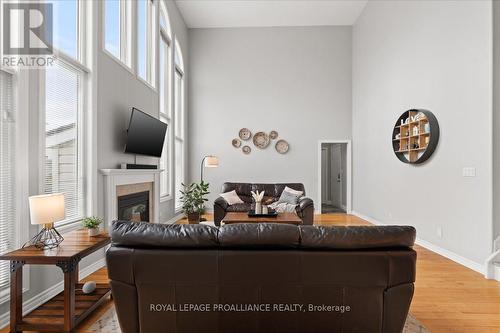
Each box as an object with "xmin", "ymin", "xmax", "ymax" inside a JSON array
[
  {"xmin": 43, "ymin": 0, "xmax": 88, "ymax": 225},
  {"xmin": 52, "ymin": 0, "xmax": 78, "ymax": 59},
  {"xmin": 174, "ymin": 39, "xmax": 185, "ymax": 211},
  {"xmin": 159, "ymin": 5, "xmax": 172, "ymax": 199},
  {"xmin": 104, "ymin": 0, "xmax": 132, "ymax": 67},
  {"xmin": 137, "ymin": 0, "xmax": 156, "ymax": 86},
  {"xmin": 44, "ymin": 61, "xmax": 84, "ymax": 222},
  {"xmin": 0, "ymin": 70, "xmax": 17, "ymax": 290}
]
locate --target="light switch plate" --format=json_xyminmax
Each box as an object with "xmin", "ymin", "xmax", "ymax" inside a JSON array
[{"xmin": 462, "ymin": 167, "xmax": 476, "ymax": 177}]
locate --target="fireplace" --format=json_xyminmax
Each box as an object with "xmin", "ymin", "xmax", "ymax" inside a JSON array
[
  {"xmin": 100, "ymin": 169, "xmax": 161, "ymax": 225},
  {"xmin": 117, "ymin": 191, "xmax": 150, "ymax": 222}
]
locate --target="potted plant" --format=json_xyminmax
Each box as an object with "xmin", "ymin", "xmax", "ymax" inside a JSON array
[
  {"xmin": 180, "ymin": 181, "xmax": 210, "ymax": 224},
  {"xmin": 82, "ymin": 216, "xmax": 103, "ymax": 236}
]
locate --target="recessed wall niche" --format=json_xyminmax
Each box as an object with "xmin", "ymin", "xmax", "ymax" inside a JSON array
[{"xmin": 392, "ymin": 109, "xmax": 439, "ymax": 164}]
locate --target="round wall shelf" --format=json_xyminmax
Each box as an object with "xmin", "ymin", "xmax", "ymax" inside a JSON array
[{"xmin": 392, "ymin": 109, "xmax": 439, "ymax": 164}]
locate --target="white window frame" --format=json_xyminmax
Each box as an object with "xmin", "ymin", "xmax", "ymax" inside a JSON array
[
  {"xmin": 0, "ymin": 67, "xmax": 30, "ymax": 303},
  {"xmin": 136, "ymin": 0, "xmax": 156, "ymax": 90},
  {"xmin": 102, "ymin": 0, "xmax": 132, "ymax": 70},
  {"xmin": 174, "ymin": 65, "xmax": 185, "ymax": 213},
  {"xmin": 159, "ymin": 16, "xmax": 173, "ymax": 201},
  {"xmin": 39, "ymin": 0, "xmax": 91, "ymax": 228}
]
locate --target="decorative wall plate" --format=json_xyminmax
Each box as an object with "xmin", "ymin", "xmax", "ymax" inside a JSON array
[
  {"xmin": 269, "ymin": 130, "xmax": 278, "ymax": 140},
  {"xmin": 392, "ymin": 109, "xmax": 439, "ymax": 164},
  {"xmin": 275, "ymin": 139, "xmax": 289, "ymax": 154},
  {"xmin": 239, "ymin": 128, "xmax": 252, "ymax": 141},
  {"xmin": 253, "ymin": 132, "xmax": 270, "ymax": 149},
  {"xmin": 232, "ymin": 138, "xmax": 241, "ymax": 148},
  {"xmin": 242, "ymin": 145, "xmax": 251, "ymax": 154}
]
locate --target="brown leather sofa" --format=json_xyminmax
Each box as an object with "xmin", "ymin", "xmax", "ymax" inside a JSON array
[
  {"xmin": 107, "ymin": 220, "xmax": 416, "ymax": 333},
  {"xmin": 214, "ymin": 182, "xmax": 314, "ymax": 226}
]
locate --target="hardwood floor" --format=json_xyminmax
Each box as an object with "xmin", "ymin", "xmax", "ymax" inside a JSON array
[{"xmin": 3, "ymin": 214, "xmax": 499, "ymax": 332}]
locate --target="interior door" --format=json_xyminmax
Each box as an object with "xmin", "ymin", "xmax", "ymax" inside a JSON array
[
  {"xmin": 330, "ymin": 144, "xmax": 343, "ymax": 209},
  {"xmin": 321, "ymin": 147, "xmax": 330, "ymax": 204}
]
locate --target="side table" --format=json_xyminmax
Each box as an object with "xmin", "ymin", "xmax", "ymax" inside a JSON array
[{"xmin": 0, "ymin": 229, "xmax": 111, "ymax": 333}]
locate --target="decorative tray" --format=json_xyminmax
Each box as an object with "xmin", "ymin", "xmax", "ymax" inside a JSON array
[{"xmin": 248, "ymin": 210, "xmax": 278, "ymax": 217}]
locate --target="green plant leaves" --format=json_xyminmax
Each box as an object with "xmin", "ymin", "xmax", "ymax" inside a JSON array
[{"xmin": 179, "ymin": 181, "xmax": 211, "ymax": 214}]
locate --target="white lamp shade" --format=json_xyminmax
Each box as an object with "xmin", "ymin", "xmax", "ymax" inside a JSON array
[
  {"xmin": 204, "ymin": 156, "xmax": 219, "ymax": 167},
  {"xmin": 29, "ymin": 193, "xmax": 65, "ymax": 225}
]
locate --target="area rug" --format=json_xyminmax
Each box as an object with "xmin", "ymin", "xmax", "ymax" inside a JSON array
[{"xmin": 87, "ymin": 305, "xmax": 430, "ymax": 333}]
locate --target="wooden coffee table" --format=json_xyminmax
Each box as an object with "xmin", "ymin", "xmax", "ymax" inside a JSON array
[{"xmin": 222, "ymin": 212, "xmax": 302, "ymax": 225}]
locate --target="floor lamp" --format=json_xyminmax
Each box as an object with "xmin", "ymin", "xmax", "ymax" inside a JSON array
[{"xmin": 200, "ymin": 155, "xmax": 219, "ymax": 221}]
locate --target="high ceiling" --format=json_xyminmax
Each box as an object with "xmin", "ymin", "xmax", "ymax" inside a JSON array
[{"xmin": 175, "ymin": 0, "xmax": 368, "ymax": 29}]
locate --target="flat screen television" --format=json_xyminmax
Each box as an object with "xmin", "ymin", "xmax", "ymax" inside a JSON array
[{"xmin": 124, "ymin": 108, "xmax": 167, "ymax": 158}]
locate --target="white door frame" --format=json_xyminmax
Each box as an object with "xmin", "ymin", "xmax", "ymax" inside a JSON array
[{"xmin": 317, "ymin": 140, "xmax": 352, "ymax": 214}]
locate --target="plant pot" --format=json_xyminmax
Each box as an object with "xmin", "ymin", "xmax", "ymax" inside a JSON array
[
  {"xmin": 87, "ymin": 227, "xmax": 100, "ymax": 237},
  {"xmin": 187, "ymin": 212, "xmax": 201, "ymax": 224}
]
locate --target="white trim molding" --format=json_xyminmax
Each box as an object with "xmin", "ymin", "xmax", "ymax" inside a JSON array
[
  {"xmin": 351, "ymin": 210, "xmax": 485, "ymax": 276},
  {"xmin": 100, "ymin": 169, "xmax": 163, "ymax": 226},
  {"xmin": 317, "ymin": 140, "xmax": 352, "ymax": 214},
  {"xmin": 484, "ymin": 236, "xmax": 500, "ymax": 280}
]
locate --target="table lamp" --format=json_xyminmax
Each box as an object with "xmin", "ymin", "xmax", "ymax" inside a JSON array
[
  {"xmin": 27, "ymin": 193, "xmax": 65, "ymax": 249},
  {"xmin": 200, "ymin": 155, "xmax": 219, "ymax": 182}
]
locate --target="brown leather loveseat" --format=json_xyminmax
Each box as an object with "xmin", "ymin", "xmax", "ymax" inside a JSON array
[
  {"xmin": 107, "ymin": 220, "xmax": 416, "ymax": 333},
  {"xmin": 214, "ymin": 182, "xmax": 314, "ymax": 226}
]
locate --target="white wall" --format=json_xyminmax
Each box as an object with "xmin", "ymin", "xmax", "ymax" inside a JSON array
[
  {"xmin": 188, "ymin": 26, "xmax": 352, "ymax": 207},
  {"xmin": 352, "ymin": 0, "xmax": 493, "ymax": 265},
  {"xmin": 493, "ymin": 1, "xmax": 500, "ymax": 241}
]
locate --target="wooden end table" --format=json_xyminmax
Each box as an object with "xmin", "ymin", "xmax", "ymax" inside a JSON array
[
  {"xmin": 222, "ymin": 212, "xmax": 302, "ymax": 225},
  {"xmin": 0, "ymin": 229, "xmax": 111, "ymax": 333}
]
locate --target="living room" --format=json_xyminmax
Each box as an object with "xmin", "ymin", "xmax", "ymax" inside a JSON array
[{"xmin": 1, "ymin": 0, "xmax": 500, "ymax": 332}]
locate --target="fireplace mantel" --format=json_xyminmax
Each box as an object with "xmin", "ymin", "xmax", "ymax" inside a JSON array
[{"xmin": 100, "ymin": 169, "xmax": 163, "ymax": 226}]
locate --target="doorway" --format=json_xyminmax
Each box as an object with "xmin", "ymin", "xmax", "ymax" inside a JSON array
[{"xmin": 318, "ymin": 141, "xmax": 351, "ymax": 214}]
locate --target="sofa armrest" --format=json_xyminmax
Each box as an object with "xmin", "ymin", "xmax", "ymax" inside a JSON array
[
  {"xmin": 298, "ymin": 197, "xmax": 314, "ymax": 210},
  {"xmin": 214, "ymin": 196, "xmax": 229, "ymax": 210}
]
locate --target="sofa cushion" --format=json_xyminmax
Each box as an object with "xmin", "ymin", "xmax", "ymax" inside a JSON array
[
  {"xmin": 277, "ymin": 187, "xmax": 303, "ymax": 205},
  {"xmin": 226, "ymin": 203, "xmax": 252, "ymax": 212},
  {"xmin": 219, "ymin": 190, "xmax": 244, "ymax": 205},
  {"xmin": 275, "ymin": 183, "xmax": 306, "ymax": 198},
  {"xmin": 300, "ymin": 225, "xmax": 416, "ymax": 249},
  {"xmin": 219, "ymin": 223, "xmax": 300, "ymax": 248},
  {"xmin": 110, "ymin": 220, "xmax": 219, "ymax": 248}
]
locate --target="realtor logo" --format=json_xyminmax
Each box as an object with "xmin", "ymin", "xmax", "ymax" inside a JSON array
[{"xmin": 3, "ymin": 3, "xmax": 53, "ymax": 55}]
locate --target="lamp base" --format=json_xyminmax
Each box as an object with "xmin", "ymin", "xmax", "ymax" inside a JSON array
[{"xmin": 25, "ymin": 225, "xmax": 64, "ymax": 250}]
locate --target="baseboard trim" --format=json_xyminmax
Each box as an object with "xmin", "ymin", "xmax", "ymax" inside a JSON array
[
  {"xmin": 0, "ymin": 258, "xmax": 106, "ymax": 330},
  {"xmin": 351, "ymin": 210, "xmax": 485, "ymax": 275}
]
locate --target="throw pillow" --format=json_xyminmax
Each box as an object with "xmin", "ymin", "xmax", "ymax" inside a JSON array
[
  {"xmin": 277, "ymin": 187, "xmax": 304, "ymax": 205},
  {"xmin": 220, "ymin": 190, "xmax": 244, "ymax": 205},
  {"xmin": 283, "ymin": 186, "xmax": 303, "ymax": 196}
]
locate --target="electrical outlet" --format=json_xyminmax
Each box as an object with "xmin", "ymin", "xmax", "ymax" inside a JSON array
[
  {"xmin": 437, "ymin": 226, "xmax": 443, "ymax": 239},
  {"xmin": 462, "ymin": 167, "xmax": 476, "ymax": 177}
]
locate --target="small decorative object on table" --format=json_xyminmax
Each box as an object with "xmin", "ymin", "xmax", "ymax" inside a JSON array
[
  {"xmin": 251, "ymin": 190, "xmax": 265, "ymax": 214},
  {"xmin": 269, "ymin": 130, "xmax": 279, "ymax": 140},
  {"xmin": 82, "ymin": 216, "xmax": 103, "ymax": 236},
  {"xmin": 242, "ymin": 145, "xmax": 251, "ymax": 154},
  {"xmin": 180, "ymin": 181, "xmax": 210, "ymax": 224},
  {"xmin": 27, "ymin": 193, "xmax": 65, "ymax": 249}
]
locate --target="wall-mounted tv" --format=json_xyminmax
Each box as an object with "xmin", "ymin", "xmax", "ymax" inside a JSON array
[{"xmin": 124, "ymin": 108, "xmax": 167, "ymax": 158}]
